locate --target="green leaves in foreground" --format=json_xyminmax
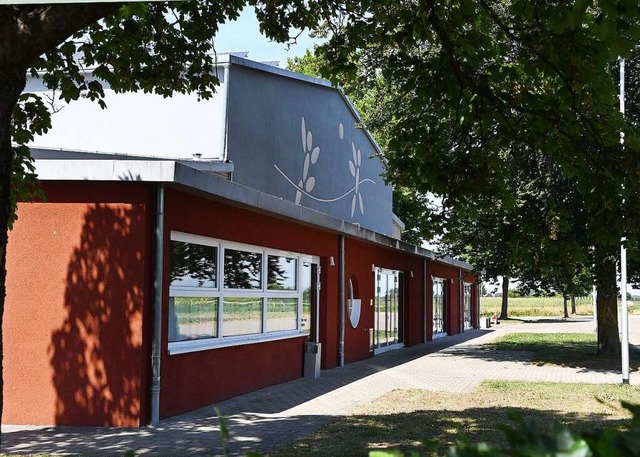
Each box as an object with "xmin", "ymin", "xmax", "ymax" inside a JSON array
[{"xmin": 370, "ymin": 403, "xmax": 640, "ymax": 457}]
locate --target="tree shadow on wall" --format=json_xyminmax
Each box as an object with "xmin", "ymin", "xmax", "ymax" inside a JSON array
[{"xmin": 48, "ymin": 204, "xmax": 145, "ymax": 426}]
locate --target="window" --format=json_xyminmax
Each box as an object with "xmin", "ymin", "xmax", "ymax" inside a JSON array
[
  {"xmin": 224, "ymin": 249, "xmax": 262, "ymax": 289},
  {"xmin": 268, "ymin": 255, "xmax": 297, "ymax": 290},
  {"xmin": 168, "ymin": 231, "xmax": 311, "ymax": 354}
]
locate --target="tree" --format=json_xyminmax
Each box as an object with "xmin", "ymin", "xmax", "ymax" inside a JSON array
[
  {"xmin": 1, "ymin": 0, "xmax": 326, "ymax": 433},
  {"xmin": 314, "ymin": 1, "xmax": 640, "ymax": 355}
]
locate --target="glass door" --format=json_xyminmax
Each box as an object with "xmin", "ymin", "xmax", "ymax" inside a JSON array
[
  {"xmin": 433, "ymin": 277, "xmax": 446, "ymax": 337},
  {"xmin": 301, "ymin": 260, "xmax": 320, "ymax": 342},
  {"xmin": 463, "ymin": 283, "xmax": 472, "ymax": 330},
  {"xmin": 373, "ymin": 267, "xmax": 404, "ymax": 354}
]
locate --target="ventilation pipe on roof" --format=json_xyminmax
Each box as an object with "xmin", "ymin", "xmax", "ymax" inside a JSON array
[
  {"xmin": 151, "ymin": 184, "xmax": 165, "ymax": 425},
  {"xmin": 339, "ymin": 235, "xmax": 345, "ymax": 367},
  {"xmin": 220, "ymin": 63, "xmax": 230, "ymax": 163}
]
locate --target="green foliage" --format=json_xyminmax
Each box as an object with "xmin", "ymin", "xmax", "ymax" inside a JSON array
[{"xmin": 371, "ymin": 402, "xmax": 640, "ymax": 457}]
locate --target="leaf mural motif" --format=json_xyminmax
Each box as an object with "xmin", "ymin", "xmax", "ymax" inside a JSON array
[
  {"xmin": 311, "ymin": 146, "xmax": 320, "ymax": 164},
  {"xmin": 301, "ymin": 117, "xmax": 306, "ymax": 152},
  {"xmin": 307, "ymin": 131, "xmax": 312, "ymax": 152},
  {"xmin": 351, "ymin": 194, "xmax": 356, "ymax": 217},
  {"xmin": 352, "ymin": 142, "xmax": 357, "ymax": 164},
  {"xmin": 296, "ymin": 180, "xmax": 304, "ymax": 205},
  {"xmin": 359, "ymin": 193, "xmax": 364, "ymax": 215},
  {"xmin": 357, "ymin": 149, "xmax": 362, "ymax": 167},
  {"xmin": 306, "ymin": 176, "xmax": 316, "ymax": 192},
  {"xmin": 303, "ymin": 154, "xmax": 310, "ymax": 180},
  {"xmin": 349, "ymin": 160, "xmax": 356, "ymax": 177}
]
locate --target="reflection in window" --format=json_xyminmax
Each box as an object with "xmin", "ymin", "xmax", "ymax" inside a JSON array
[
  {"xmin": 224, "ymin": 249, "xmax": 262, "ymax": 289},
  {"xmin": 268, "ymin": 255, "xmax": 297, "ymax": 290},
  {"xmin": 170, "ymin": 240, "xmax": 217, "ymax": 288},
  {"xmin": 169, "ymin": 297, "xmax": 218, "ymax": 342},
  {"xmin": 223, "ymin": 297, "xmax": 263, "ymax": 336},
  {"xmin": 266, "ymin": 298, "xmax": 298, "ymax": 332}
]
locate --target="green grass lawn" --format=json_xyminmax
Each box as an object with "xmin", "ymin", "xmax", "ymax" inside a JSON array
[
  {"xmin": 271, "ymin": 381, "xmax": 640, "ymax": 457},
  {"xmin": 487, "ymin": 332, "xmax": 640, "ymax": 372}
]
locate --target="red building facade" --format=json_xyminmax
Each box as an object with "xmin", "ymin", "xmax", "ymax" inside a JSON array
[{"xmin": 6, "ymin": 174, "xmax": 478, "ymax": 426}]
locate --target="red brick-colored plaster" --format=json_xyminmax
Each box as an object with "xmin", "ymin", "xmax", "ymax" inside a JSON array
[
  {"xmin": 160, "ymin": 188, "xmax": 340, "ymax": 418},
  {"xmin": 6, "ymin": 179, "xmax": 479, "ymax": 426},
  {"xmin": 425, "ymin": 262, "xmax": 478, "ymax": 338},
  {"xmin": 5, "ymin": 182, "xmax": 153, "ymax": 426},
  {"xmin": 343, "ymin": 238, "xmax": 424, "ymax": 363}
]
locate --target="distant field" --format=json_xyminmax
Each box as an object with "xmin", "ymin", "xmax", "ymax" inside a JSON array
[{"xmin": 480, "ymin": 296, "xmax": 640, "ymax": 317}]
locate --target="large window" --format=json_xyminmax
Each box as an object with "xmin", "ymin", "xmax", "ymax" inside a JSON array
[{"xmin": 168, "ymin": 231, "xmax": 312, "ymax": 354}]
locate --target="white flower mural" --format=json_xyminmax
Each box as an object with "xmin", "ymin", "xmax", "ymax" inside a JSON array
[
  {"xmin": 296, "ymin": 117, "xmax": 321, "ymax": 204},
  {"xmin": 274, "ymin": 117, "xmax": 375, "ymax": 218}
]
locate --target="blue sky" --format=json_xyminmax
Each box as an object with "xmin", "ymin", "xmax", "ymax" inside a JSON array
[{"xmin": 213, "ymin": 6, "xmax": 323, "ymax": 66}]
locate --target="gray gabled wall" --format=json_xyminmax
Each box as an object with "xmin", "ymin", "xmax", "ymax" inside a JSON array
[{"xmin": 226, "ymin": 63, "xmax": 393, "ymax": 236}]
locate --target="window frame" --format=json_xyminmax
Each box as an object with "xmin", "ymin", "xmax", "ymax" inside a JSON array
[{"xmin": 168, "ymin": 231, "xmax": 314, "ymax": 355}]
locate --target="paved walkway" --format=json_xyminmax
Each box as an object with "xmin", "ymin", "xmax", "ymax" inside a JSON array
[{"xmin": 3, "ymin": 316, "xmax": 639, "ymax": 456}]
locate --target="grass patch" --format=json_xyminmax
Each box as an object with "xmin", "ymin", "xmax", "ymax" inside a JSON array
[
  {"xmin": 271, "ymin": 381, "xmax": 640, "ymax": 457},
  {"xmin": 480, "ymin": 296, "xmax": 640, "ymax": 317},
  {"xmin": 487, "ymin": 332, "xmax": 640, "ymax": 372}
]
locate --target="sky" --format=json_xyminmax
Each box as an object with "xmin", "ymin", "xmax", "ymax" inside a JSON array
[{"xmin": 213, "ymin": 6, "xmax": 324, "ymax": 67}]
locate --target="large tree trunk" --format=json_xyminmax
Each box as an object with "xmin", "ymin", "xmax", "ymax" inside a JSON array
[
  {"xmin": 594, "ymin": 246, "xmax": 620, "ymax": 356},
  {"xmin": 571, "ymin": 294, "xmax": 576, "ymax": 314},
  {"xmin": 563, "ymin": 294, "xmax": 569, "ymax": 318},
  {"xmin": 0, "ymin": 69, "xmax": 26, "ymax": 444},
  {"xmin": 499, "ymin": 276, "xmax": 509, "ymax": 319}
]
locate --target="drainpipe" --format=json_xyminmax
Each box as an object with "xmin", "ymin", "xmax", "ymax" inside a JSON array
[
  {"xmin": 151, "ymin": 184, "xmax": 165, "ymax": 425},
  {"xmin": 423, "ymin": 258, "xmax": 427, "ymax": 343},
  {"xmin": 459, "ymin": 269, "xmax": 463, "ymax": 333},
  {"xmin": 338, "ymin": 235, "xmax": 345, "ymax": 367}
]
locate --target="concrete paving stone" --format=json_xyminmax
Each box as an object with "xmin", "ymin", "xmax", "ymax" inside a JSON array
[{"xmin": 2, "ymin": 316, "xmax": 639, "ymax": 456}]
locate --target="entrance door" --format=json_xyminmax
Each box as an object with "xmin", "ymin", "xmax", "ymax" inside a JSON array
[
  {"xmin": 373, "ymin": 267, "xmax": 404, "ymax": 354},
  {"xmin": 463, "ymin": 283, "xmax": 472, "ymax": 330},
  {"xmin": 432, "ymin": 277, "xmax": 447, "ymax": 338},
  {"xmin": 301, "ymin": 259, "xmax": 320, "ymax": 342}
]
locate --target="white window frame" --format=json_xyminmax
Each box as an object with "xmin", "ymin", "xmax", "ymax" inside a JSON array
[{"xmin": 168, "ymin": 231, "xmax": 312, "ymax": 355}]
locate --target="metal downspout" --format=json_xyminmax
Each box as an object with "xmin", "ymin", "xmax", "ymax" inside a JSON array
[
  {"xmin": 151, "ymin": 184, "xmax": 165, "ymax": 425},
  {"xmin": 459, "ymin": 269, "xmax": 463, "ymax": 333},
  {"xmin": 423, "ymin": 258, "xmax": 427, "ymax": 343},
  {"xmin": 339, "ymin": 235, "xmax": 345, "ymax": 367}
]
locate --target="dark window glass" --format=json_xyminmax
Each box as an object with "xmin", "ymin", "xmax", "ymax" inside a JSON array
[
  {"xmin": 170, "ymin": 240, "xmax": 217, "ymax": 288},
  {"xmin": 224, "ymin": 249, "xmax": 262, "ymax": 289}
]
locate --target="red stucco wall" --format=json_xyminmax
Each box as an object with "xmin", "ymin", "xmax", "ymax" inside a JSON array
[
  {"xmin": 5, "ymin": 182, "xmax": 153, "ymax": 426},
  {"xmin": 426, "ymin": 261, "xmax": 467, "ymax": 338},
  {"xmin": 160, "ymin": 188, "xmax": 340, "ymax": 418},
  {"xmin": 6, "ymin": 179, "xmax": 479, "ymax": 426},
  {"xmin": 344, "ymin": 238, "xmax": 424, "ymax": 363}
]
